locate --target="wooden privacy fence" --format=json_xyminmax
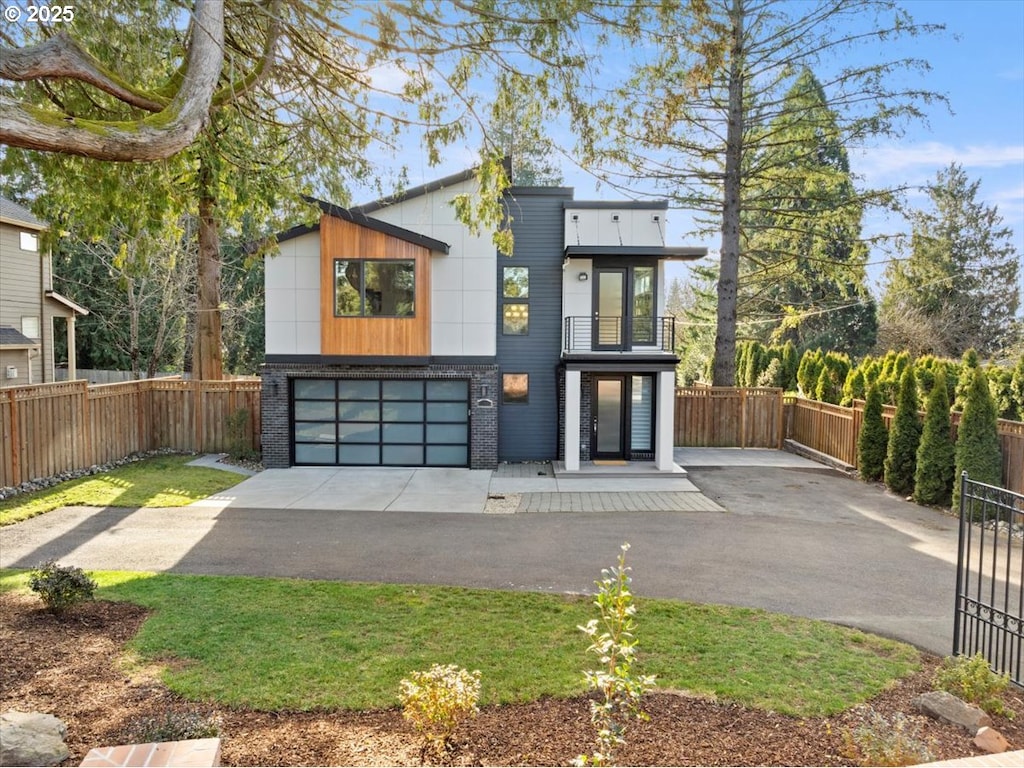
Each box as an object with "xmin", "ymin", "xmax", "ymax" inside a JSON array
[
  {"xmin": 787, "ymin": 396, "xmax": 1024, "ymax": 495},
  {"xmin": 1, "ymin": 378, "xmax": 261, "ymax": 488},
  {"xmin": 674, "ymin": 387, "xmax": 785, "ymax": 448}
]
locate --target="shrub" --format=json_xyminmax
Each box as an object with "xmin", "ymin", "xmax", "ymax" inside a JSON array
[
  {"xmin": 399, "ymin": 663, "xmax": 481, "ymax": 761},
  {"xmin": 857, "ymin": 383, "xmax": 888, "ymax": 482},
  {"xmin": 756, "ymin": 358, "xmax": 784, "ymax": 389},
  {"xmin": 28, "ymin": 560, "xmax": 97, "ymax": 614},
  {"xmin": 225, "ymin": 408, "xmax": 259, "ymax": 462},
  {"xmin": 884, "ymin": 367, "xmax": 921, "ymax": 497},
  {"xmin": 952, "ymin": 365, "xmax": 1002, "ymax": 513},
  {"xmin": 575, "ymin": 543, "xmax": 655, "ymax": 767},
  {"xmin": 913, "ymin": 370, "xmax": 954, "ymax": 507},
  {"xmin": 124, "ymin": 710, "xmax": 222, "ymax": 743},
  {"xmin": 797, "ymin": 348, "xmax": 824, "ymax": 398},
  {"xmin": 933, "ymin": 653, "xmax": 1013, "ymax": 718},
  {"xmin": 840, "ymin": 706, "xmax": 935, "ymax": 766},
  {"xmin": 1010, "ymin": 355, "xmax": 1024, "ymax": 421}
]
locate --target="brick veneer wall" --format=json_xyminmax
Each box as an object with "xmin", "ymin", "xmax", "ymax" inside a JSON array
[{"xmin": 261, "ymin": 362, "xmax": 499, "ymax": 469}]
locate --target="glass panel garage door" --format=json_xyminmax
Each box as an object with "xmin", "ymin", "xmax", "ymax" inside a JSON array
[{"xmin": 292, "ymin": 378, "xmax": 469, "ymax": 467}]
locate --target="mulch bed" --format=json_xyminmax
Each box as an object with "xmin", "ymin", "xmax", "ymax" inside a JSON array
[{"xmin": 3, "ymin": 592, "xmax": 1022, "ymax": 766}]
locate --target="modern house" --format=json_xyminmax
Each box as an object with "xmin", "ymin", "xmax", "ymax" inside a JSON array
[
  {"xmin": 261, "ymin": 165, "xmax": 705, "ymax": 471},
  {"xmin": 0, "ymin": 196, "xmax": 88, "ymax": 388}
]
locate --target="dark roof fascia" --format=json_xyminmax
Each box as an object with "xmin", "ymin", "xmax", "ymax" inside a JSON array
[
  {"xmin": 564, "ymin": 245, "xmax": 706, "ymax": 260},
  {"xmin": 302, "ymin": 197, "xmax": 450, "ymax": 254},
  {"xmin": 563, "ymin": 200, "xmax": 669, "ymax": 211},
  {"xmin": 562, "ymin": 356, "xmax": 680, "ymax": 372},
  {"xmin": 505, "ymin": 186, "xmax": 575, "ymax": 198},
  {"xmin": 276, "ymin": 222, "xmax": 320, "ymax": 244},
  {"xmin": 352, "ymin": 157, "xmax": 513, "ymax": 214}
]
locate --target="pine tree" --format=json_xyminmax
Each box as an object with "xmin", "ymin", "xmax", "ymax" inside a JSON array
[
  {"xmin": 884, "ymin": 367, "xmax": 922, "ymax": 496},
  {"xmin": 858, "ymin": 383, "xmax": 888, "ymax": 482},
  {"xmin": 913, "ymin": 370, "xmax": 954, "ymax": 507},
  {"xmin": 953, "ymin": 366, "xmax": 1003, "ymax": 513}
]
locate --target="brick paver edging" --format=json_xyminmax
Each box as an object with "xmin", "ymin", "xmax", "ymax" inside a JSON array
[{"xmin": 80, "ymin": 738, "xmax": 220, "ymax": 767}]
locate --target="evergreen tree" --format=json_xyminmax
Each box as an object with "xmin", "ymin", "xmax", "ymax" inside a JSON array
[
  {"xmin": 914, "ymin": 370, "xmax": 954, "ymax": 507},
  {"xmin": 781, "ymin": 341, "xmax": 799, "ymax": 392},
  {"xmin": 881, "ymin": 164, "xmax": 1021, "ymax": 358},
  {"xmin": 858, "ymin": 382, "xmax": 888, "ymax": 482},
  {"xmin": 884, "ymin": 367, "xmax": 922, "ymax": 496},
  {"xmin": 1011, "ymin": 356, "xmax": 1024, "ymax": 421},
  {"xmin": 953, "ymin": 366, "xmax": 1003, "ymax": 513}
]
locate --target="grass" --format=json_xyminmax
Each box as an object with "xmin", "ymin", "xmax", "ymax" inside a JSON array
[
  {"xmin": 1, "ymin": 570, "xmax": 920, "ymax": 717},
  {"xmin": 0, "ymin": 455, "xmax": 245, "ymax": 526}
]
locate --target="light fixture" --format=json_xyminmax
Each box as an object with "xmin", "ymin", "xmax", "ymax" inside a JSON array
[{"xmin": 578, "ymin": 272, "xmax": 589, "ymax": 282}]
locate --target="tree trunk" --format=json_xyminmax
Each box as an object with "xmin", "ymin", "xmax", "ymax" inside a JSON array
[
  {"xmin": 714, "ymin": 0, "xmax": 745, "ymax": 387},
  {"xmin": 192, "ymin": 157, "xmax": 223, "ymax": 380}
]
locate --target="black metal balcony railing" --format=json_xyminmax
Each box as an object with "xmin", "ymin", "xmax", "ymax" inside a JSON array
[{"xmin": 563, "ymin": 316, "xmax": 676, "ymax": 353}]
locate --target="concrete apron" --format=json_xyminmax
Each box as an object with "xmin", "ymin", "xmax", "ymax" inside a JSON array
[{"xmin": 189, "ymin": 458, "xmax": 722, "ymax": 513}]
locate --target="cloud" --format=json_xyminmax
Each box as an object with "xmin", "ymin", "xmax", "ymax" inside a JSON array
[{"xmin": 853, "ymin": 141, "xmax": 1024, "ymax": 185}]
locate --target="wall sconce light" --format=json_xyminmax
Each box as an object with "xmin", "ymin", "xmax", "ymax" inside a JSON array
[{"xmin": 578, "ymin": 272, "xmax": 589, "ymax": 282}]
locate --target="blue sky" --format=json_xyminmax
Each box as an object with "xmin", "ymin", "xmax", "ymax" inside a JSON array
[{"xmin": 355, "ymin": 0, "xmax": 1024, "ymax": 303}]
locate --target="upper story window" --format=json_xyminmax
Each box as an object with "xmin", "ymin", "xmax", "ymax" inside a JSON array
[
  {"xmin": 20, "ymin": 232, "xmax": 38, "ymax": 252},
  {"xmin": 502, "ymin": 266, "xmax": 529, "ymax": 335},
  {"xmin": 335, "ymin": 259, "xmax": 415, "ymax": 317}
]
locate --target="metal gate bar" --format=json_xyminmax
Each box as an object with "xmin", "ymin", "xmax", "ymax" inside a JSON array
[{"xmin": 953, "ymin": 473, "xmax": 1024, "ymax": 687}]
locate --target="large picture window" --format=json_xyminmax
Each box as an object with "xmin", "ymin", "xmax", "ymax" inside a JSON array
[{"xmin": 335, "ymin": 259, "xmax": 415, "ymax": 317}]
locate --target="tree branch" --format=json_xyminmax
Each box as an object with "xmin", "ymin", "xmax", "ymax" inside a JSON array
[{"xmin": 0, "ymin": 0, "xmax": 224, "ymax": 161}]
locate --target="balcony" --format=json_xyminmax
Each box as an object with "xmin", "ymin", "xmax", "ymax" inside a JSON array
[{"xmin": 563, "ymin": 316, "xmax": 676, "ymax": 354}]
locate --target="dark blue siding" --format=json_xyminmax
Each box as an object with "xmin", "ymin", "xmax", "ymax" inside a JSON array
[{"xmin": 497, "ymin": 189, "xmax": 571, "ymax": 461}]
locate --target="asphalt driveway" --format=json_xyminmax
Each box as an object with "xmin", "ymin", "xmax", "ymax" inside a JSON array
[{"xmin": 0, "ymin": 450, "xmax": 966, "ymax": 656}]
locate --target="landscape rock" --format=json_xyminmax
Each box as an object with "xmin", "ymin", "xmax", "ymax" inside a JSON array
[
  {"xmin": 0, "ymin": 711, "xmax": 70, "ymax": 767},
  {"xmin": 974, "ymin": 726, "xmax": 1010, "ymax": 754},
  {"xmin": 912, "ymin": 691, "xmax": 992, "ymax": 733}
]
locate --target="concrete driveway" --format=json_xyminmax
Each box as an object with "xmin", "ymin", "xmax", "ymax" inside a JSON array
[{"xmin": 0, "ymin": 449, "xmax": 966, "ymax": 656}]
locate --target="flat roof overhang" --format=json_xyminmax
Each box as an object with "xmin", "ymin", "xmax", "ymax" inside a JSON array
[{"xmin": 564, "ymin": 245, "xmax": 706, "ymax": 260}]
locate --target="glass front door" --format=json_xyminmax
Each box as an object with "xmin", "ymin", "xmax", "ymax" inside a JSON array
[{"xmin": 594, "ymin": 376, "xmax": 625, "ymax": 458}]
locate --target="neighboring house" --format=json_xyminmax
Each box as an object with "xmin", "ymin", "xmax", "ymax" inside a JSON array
[
  {"xmin": 262, "ymin": 164, "xmax": 705, "ymax": 471},
  {"xmin": 0, "ymin": 197, "xmax": 88, "ymax": 388}
]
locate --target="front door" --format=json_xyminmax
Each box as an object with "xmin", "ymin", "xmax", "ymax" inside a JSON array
[{"xmin": 593, "ymin": 375, "xmax": 625, "ymax": 458}]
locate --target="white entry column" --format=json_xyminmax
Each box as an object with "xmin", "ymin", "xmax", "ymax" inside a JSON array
[
  {"xmin": 655, "ymin": 369, "xmax": 675, "ymax": 471},
  {"xmin": 564, "ymin": 369, "xmax": 581, "ymax": 471}
]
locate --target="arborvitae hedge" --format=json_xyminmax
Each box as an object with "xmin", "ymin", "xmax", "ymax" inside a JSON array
[
  {"xmin": 857, "ymin": 383, "xmax": 888, "ymax": 482},
  {"xmin": 884, "ymin": 367, "xmax": 922, "ymax": 497},
  {"xmin": 914, "ymin": 370, "xmax": 954, "ymax": 507},
  {"xmin": 953, "ymin": 365, "xmax": 1003, "ymax": 513}
]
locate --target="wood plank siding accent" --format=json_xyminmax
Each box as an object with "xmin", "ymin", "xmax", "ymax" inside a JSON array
[{"xmin": 319, "ymin": 214, "xmax": 431, "ymax": 356}]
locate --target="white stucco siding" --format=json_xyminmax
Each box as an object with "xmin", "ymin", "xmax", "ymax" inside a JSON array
[
  {"xmin": 365, "ymin": 178, "xmax": 497, "ymax": 357},
  {"xmin": 562, "ymin": 258, "xmax": 592, "ymax": 320},
  {"xmin": 265, "ymin": 231, "xmax": 320, "ymax": 355}
]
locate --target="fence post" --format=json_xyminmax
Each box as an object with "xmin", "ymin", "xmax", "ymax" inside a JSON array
[
  {"xmin": 193, "ymin": 378, "xmax": 204, "ymax": 453},
  {"xmin": 740, "ymin": 387, "xmax": 747, "ymax": 449},
  {"xmin": 850, "ymin": 401, "xmax": 863, "ymax": 470},
  {"xmin": 80, "ymin": 379, "xmax": 92, "ymax": 468},
  {"xmin": 5, "ymin": 388, "xmax": 19, "ymax": 485}
]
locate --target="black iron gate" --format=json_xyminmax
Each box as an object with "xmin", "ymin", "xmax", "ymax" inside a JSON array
[{"xmin": 953, "ymin": 473, "xmax": 1024, "ymax": 687}]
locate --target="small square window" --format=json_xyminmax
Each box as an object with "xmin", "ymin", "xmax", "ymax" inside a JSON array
[
  {"xmin": 502, "ymin": 373, "xmax": 529, "ymax": 404},
  {"xmin": 503, "ymin": 303, "xmax": 529, "ymax": 335},
  {"xmin": 20, "ymin": 232, "xmax": 38, "ymax": 252},
  {"xmin": 21, "ymin": 316, "xmax": 40, "ymax": 339},
  {"xmin": 503, "ymin": 266, "xmax": 529, "ymax": 298}
]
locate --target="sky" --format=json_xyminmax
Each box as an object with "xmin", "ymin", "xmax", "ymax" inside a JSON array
[{"xmin": 352, "ymin": 0, "xmax": 1024, "ymax": 303}]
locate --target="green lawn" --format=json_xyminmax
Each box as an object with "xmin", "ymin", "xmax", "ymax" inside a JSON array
[
  {"xmin": 1, "ymin": 570, "xmax": 920, "ymax": 716},
  {"xmin": 0, "ymin": 455, "xmax": 245, "ymax": 526}
]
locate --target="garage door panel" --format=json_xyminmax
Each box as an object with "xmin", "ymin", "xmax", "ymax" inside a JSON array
[{"xmin": 292, "ymin": 377, "xmax": 470, "ymax": 467}]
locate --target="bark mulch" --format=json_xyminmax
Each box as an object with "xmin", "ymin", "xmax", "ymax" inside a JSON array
[{"xmin": 3, "ymin": 592, "xmax": 1022, "ymax": 766}]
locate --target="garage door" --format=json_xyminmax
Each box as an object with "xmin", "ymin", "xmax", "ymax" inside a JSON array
[{"xmin": 291, "ymin": 378, "xmax": 470, "ymax": 467}]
